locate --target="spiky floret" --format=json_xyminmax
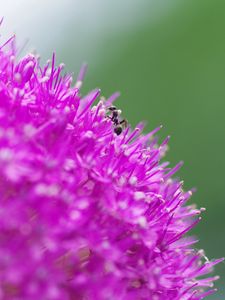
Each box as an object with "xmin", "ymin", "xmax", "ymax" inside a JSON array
[{"xmin": 0, "ymin": 37, "xmax": 222, "ymax": 300}]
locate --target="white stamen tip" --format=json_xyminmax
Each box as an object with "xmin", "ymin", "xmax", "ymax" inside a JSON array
[
  {"xmin": 75, "ymin": 80, "xmax": 82, "ymax": 89},
  {"xmin": 134, "ymin": 191, "xmax": 145, "ymax": 201},
  {"xmin": 129, "ymin": 176, "xmax": 138, "ymax": 185},
  {"xmin": 138, "ymin": 216, "xmax": 147, "ymax": 228}
]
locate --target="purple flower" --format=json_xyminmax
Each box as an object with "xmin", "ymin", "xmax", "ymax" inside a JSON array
[{"xmin": 0, "ymin": 36, "xmax": 223, "ymax": 300}]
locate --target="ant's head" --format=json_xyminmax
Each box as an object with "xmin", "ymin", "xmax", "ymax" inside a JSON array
[{"xmin": 108, "ymin": 106, "xmax": 117, "ymax": 111}]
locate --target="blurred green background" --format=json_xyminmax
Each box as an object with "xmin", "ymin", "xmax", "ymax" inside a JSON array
[{"xmin": 1, "ymin": 0, "xmax": 225, "ymax": 298}]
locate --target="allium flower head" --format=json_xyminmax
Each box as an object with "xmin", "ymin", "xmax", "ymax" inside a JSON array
[{"xmin": 0, "ymin": 35, "xmax": 223, "ymax": 300}]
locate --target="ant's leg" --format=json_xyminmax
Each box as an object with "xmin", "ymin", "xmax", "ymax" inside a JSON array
[{"xmin": 119, "ymin": 119, "xmax": 128, "ymax": 127}]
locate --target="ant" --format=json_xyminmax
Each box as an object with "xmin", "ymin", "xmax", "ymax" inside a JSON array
[{"xmin": 107, "ymin": 106, "xmax": 128, "ymax": 135}]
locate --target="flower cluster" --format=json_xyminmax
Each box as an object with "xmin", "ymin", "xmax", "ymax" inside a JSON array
[{"xmin": 0, "ymin": 36, "xmax": 222, "ymax": 300}]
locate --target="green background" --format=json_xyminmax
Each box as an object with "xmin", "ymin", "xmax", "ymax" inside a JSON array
[{"xmin": 1, "ymin": 0, "xmax": 225, "ymax": 298}]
